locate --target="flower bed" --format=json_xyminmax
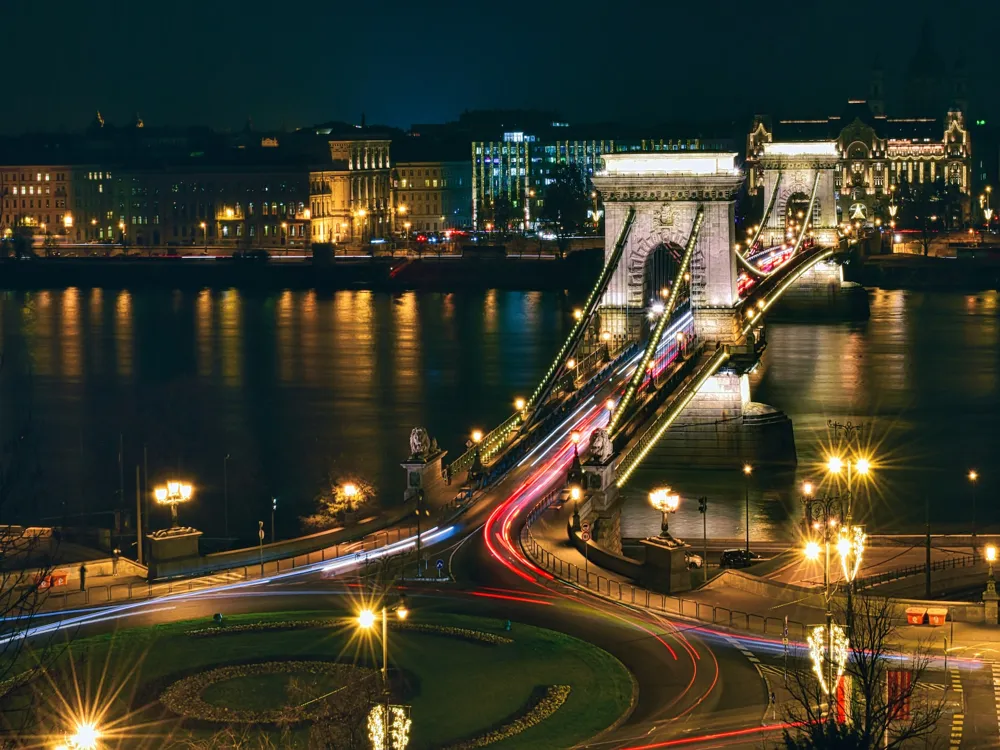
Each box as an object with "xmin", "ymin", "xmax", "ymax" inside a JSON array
[
  {"xmin": 186, "ymin": 619, "xmax": 512, "ymax": 645},
  {"xmin": 159, "ymin": 661, "xmax": 370, "ymax": 723},
  {"xmin": 443, "ymin": 685, "xmax": 571, "ymax": 749},
  {"xmin": 185, "ymin": 619, "xmax": 334, "ymax": 638},
  {"xmin": 392, "ymin": 622, "xmax": 513, "ymax": 646}
]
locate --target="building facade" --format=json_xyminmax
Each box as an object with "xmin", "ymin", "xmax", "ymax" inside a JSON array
[
  {"xmin": 1, "ymin": 166, "xmax": 80, "ymax": 241},
  {"xmin": 392, "ymin": 161, "xmax": 470, "ymax": 232},
  {"xmin": 309, "ymin": 139, "xmax": 392, "ymax": 244},
  {"xmin": 471, "ymin": 131, "xmax": 734, "ymax": 230},
  {"xmin": 111, "ymin": 163, "xmax": 311, "ymax": 250},
  {"xmin": 747, "ymin": 101, "xmax": 971, "ymax": 226}
]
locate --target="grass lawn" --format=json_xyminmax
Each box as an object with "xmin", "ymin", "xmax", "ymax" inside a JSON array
[{"xmin": 31, "ymin": 610, "xmax": 633, "ymax": 749}]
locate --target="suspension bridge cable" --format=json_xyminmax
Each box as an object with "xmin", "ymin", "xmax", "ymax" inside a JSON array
[{"xmin": 607, "ymin": 206, "xmax": 704, "ymax": 437}]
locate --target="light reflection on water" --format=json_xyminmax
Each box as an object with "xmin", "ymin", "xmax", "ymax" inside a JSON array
[
  {"xmin": 0, "ymin": 288, "xmax": 571, "ymax": 541},
  {"xmin": 621, "ymin": 290, "xmax": 1000, "ymax": 541},
  {"xmin": 0, "ymin": 287, "xmax": 994, "ymax": 543}
]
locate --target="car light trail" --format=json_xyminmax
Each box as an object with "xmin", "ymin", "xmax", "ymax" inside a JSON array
[{"xmin": 1, "ymin": 526, "xmax": 456, "ymax": 644}]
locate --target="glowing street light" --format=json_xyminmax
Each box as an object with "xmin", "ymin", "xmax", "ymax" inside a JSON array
[
  {"xmin": 969, "ymin": 470, "xmax": 979, "ymax": 558},
  {"xmin": 471, "ymin": 429, "xmax": 483, "ymax": 444},
  {"xmin": 153, "ymin": 480, "xmax": 193, "ymax": 527},
  {"xmin": 342, "ymin": 482, "xmax": 358, "ymax": 499},
  {"xmin": 825, "ymin": 453, "xmax": 873, "ymax": 521},
  {"xmin": 742, "ymin": 464, "xmax": 752, "ymax": 554},
  {"xmin": 605, "ymin": 398, "xmax": 615, "ymax": 412},
  {"xmin": 514, "ymin": 397, "xmax": 526, "ymax": 412},
  {"xmin": 64, "ymin": 720, "xmax": 102, "ymax": 750},
  {"xmin": 573, "ymin": 308, "xmax": 583, "ymax": 321},
  {"xmin": 649, "ymin": 487, "xmax": 680, "ymax": 539}
]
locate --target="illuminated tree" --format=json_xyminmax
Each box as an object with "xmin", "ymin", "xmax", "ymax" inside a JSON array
[
  {"xmin": 301, "ymin": 474, "xmax": 374, "ymax": 530},
  {"xmin": 782, "ymin": 595, "xmax": 942, "ymax": 750}
]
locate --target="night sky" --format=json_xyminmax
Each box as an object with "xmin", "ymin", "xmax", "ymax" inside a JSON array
[{"xmin": 8, "ymin": 0, "xmax": 998, "ymax": 133}]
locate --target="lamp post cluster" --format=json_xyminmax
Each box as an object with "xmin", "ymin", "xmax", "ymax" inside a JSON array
[
  {"xmin": 358, "ymin": 595, "xmax": 411, "ymax": 750},
  {"xmin": 800, "ymin": 447, "xmax": 873, "ymax": 699},
  {"xmin": 153, "ymin": 480, "xmax": 193, "ymax": 528}
]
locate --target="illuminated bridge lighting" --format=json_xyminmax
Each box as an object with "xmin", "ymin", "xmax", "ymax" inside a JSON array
[{"xmin": 608, "ymin": 207, "xmax": 704, "ymax": 435}]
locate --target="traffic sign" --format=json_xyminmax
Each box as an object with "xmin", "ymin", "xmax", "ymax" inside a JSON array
[
  {"xmin": 436, "ymin": 559, "xmax": 444, "ymax": 570},
  {"xmin": 581, "ymin": 521, "xmax": 591, "ymax": 532},
  {"xmin": 581, "ymin": 531, "xmax": 592, "ymax": 542},
  {"xmin": 258, "ymin": 521, "xmax": 264, "ymax": 542}
]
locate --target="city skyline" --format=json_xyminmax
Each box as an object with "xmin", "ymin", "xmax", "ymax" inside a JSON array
[{"xmin": 5, "ymin": 0, "xmax": 996, "ymax": 135}]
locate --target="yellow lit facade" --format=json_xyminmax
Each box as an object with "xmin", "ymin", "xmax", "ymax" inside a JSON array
[{"xmin": 310, "ymin": 139, "xmax": 392, "ymax": 244}]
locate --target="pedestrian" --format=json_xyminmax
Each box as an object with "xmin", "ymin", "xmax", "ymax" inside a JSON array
[
  {"xmin": 79, "ymin": 564, "xmax": 87, "ymax": 591},
  {"xmin": 111, "ymin": 547, "xmax": 120, "ymax": 576}
]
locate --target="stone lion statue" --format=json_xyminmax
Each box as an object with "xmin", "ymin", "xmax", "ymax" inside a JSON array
[
  {"xmin": 589, "ymin": 428, "xmax": 613, "ymax": 463},
  {"xmin": 409, "ymin": 427, "xmax": 431, "ymax": 458}
]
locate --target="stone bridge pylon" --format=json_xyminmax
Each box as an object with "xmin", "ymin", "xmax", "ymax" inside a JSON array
[{"xmin": 592, "ymin": 153, "xmax": 745, "ymax": 347}]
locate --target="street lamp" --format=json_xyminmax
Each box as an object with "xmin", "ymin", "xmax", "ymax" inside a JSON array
[
  {"xmin": 649, "ymin": 487, "xmax": 680, "ymax": 539},
  {"xmin": 742, "ymin": 464, "xmax": 752, "ymax": 554},
  {"xmin": 825, "ymin": 453, "xmax": 872, "ymax": 521},
  {"xmin": 514, "ymin": 397, "xmax": 526, "ymax": 413},
  {"xmin": 200, "ymin": 221, "xmax": 207, "ymax": 249},
  {"xmin": 153, "ymin": 480, "xmax": 193, "ymax": 528},
  {"xmin": 969, "ymin": 470, "xmax": 979, "ymax": 559},
  {"xmin": 62, "ymin": 721, "xmax": 101, "ymax": 750},
  {"xmin": 803, "ymin": 494, "xmax": 864, "ymax": 696},
  {"xmin": 357, "ymin": 595, "xmax": 410, "ymax": 750}
]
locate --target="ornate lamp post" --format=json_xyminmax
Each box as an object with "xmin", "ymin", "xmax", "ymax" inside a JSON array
[
  {"xmin": 649, "ymin": 487, "xmax": 680, "ymax": 540},
  {"xmin": 153, "ymin": 481, "xmax": 193, "ymax": 528},
  {"xmin": 804, "ymin": 498, "xmax": 865, "ymax": 696}
]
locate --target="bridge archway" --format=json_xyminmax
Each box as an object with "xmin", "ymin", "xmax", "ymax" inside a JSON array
[
  {"xmin": 593, "ymin": 153, "xmax": 745, "ymax": 346},
  {"xmin": 753, "ymin": 143, "xmax": 839, "ymax": 248}
]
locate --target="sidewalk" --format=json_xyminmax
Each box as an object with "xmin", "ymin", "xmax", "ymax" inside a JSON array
[{"xmin": 523, "ymin": 496, "xmax": 1000, "ymax": 656}]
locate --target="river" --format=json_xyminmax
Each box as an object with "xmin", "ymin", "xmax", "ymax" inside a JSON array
[{"xmin": 0, "ymin": 287, "xmax": 995, "ymax": 544}]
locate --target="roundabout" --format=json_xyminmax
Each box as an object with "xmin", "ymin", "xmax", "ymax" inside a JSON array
[{"xmin": 33, "ymin": 610, "xmax": 634, "ymax": 749}]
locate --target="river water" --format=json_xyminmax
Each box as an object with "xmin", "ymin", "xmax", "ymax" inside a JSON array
[{"xmin": 0, "ymin": 287, "xmax": 995, "ymax": 544}]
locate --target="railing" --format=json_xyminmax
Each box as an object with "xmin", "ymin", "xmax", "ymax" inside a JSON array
[
  {"xmin": 854, "ymin": 553, "xmax": 978, "ymax": 592},
  {"xmin": 41, "ymin": 525, "xmax": 418, "ymax": 612},
  {"xmin": 519, "ymin": 491, "xmax": 808, "ymax": 640}
]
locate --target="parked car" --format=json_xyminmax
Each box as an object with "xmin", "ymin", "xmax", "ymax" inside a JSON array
[
  {"xmin": 685, "ymin": 552, "xmax": 703, "ymax": 569},
  {"xmin": 720, "ymin": 549, "xmax": 761, "ymax": 569}
]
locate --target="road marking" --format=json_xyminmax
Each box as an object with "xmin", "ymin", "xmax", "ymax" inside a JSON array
[
  {"xmin": 993, "ymin": 663, "xmax": 1000, "ymax": 744},
  {"xmin": 949, "ymin": 669, "xmax": 964, "ymax": 748}
]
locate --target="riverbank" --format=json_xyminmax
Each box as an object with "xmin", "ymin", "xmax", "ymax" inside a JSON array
[{"xmin": 0, "ymin": 250, "xmax": 603, "ymax": 291}]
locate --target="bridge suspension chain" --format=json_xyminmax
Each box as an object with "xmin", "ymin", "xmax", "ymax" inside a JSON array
[
  {"xmin": 606, "ymin": 206, "xmax": 704, "ymax": 437},
  {"xmin": 734, "ymin": 170, "xmax": 821, "ymax": 281},
  {"xmin": 737, "ymin": 170, "xmax": 782, "ymax": 276},
  {"xmin": 522, "ymin": 205, "xmax": 636, "ymax": 422}
]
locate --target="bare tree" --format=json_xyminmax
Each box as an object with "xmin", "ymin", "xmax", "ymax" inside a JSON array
[
  {"xmin": 0, "ymin": 355, "xmax": 62, "ymax": 745},
  {"xmin": 782, "ymin": 594, "xmax": 943, "ymax": 749}
]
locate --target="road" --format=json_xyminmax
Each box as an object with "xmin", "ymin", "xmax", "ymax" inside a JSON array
[{"xmin": 10, "ymin": 309, "xmax": 994, "ymax": 748}]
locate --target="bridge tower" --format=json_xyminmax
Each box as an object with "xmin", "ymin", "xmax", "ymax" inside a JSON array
[
  {"xmin": 593, "ymin": 153, "xmax": 745, "ymax": 347},
  {"xmin": 754, "ymin": 142, "xmax": 839, "ymax": 248}
]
